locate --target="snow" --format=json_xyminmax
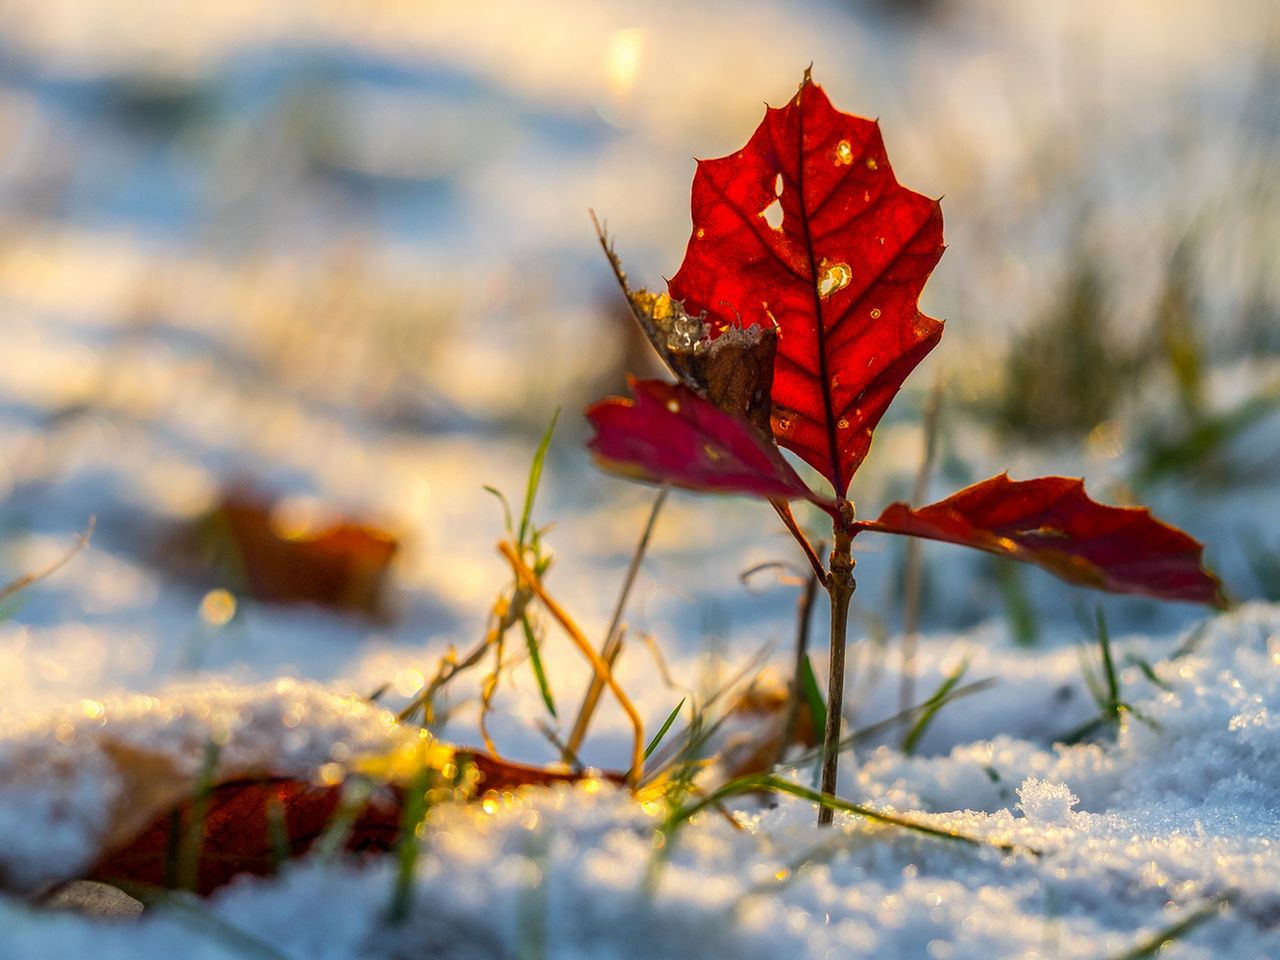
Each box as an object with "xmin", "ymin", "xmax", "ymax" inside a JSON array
[
  {"xmin": 0, "ymin": 0, "xmax": 1276, "ymax": 955},
  {"xmin": 0, "ymin": 607, "xmax": 1276, "ymax": 957},
  {"xmin": 1015, "ymin": 778, "xmax": 1080, "ymax": 825}
]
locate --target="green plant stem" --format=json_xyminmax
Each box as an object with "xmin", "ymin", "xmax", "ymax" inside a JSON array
[{"xmin": 818, "ymin": 522, "xmax": 855, "ymax": 827}]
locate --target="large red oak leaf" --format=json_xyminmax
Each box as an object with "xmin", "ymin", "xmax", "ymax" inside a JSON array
[
  {"xmin": 587, "ymin": 378, "xmax": 834, "ymax": 512},
  {"xmin": 855, "ymin": 474, "xmax": 1226, "ymax": 606},
  {"xmin": 668, "ymin": 74, "xmax": 944, "ymax": 497}
]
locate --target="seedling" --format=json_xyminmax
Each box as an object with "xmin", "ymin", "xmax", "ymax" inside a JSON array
[{"xmin": 586, "ymin": 71, "xmax": 1225, "ymax": 825}]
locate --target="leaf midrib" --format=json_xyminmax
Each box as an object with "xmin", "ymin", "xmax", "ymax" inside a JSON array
[{"xmin": 790, "ymin": 90, "xmax": 846, "ymax": 498}]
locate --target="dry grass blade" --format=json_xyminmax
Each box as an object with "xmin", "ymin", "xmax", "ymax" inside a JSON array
[
  {"xmin": 477, "ymin": 611, "xmax": 511, "ymax": 758},
  {"xmin": 499, "ymin": 540, "xmax": 646, "ymax": 787},
  {"xmin": 0, "ymin": 516, "xmax": 95, "ymax": 606},
  {"xmin": 397, "ymin": 587, "xmax": 532, "ymax": 726},
  {"xmin": 566, "ymin": 487, "xmax": 668, "ymax": 761},
  {"xmin": 900, "ymin": 378, "xmax": 942, "ymax": 715}
]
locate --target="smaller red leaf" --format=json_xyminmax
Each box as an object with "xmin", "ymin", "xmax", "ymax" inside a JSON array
[
  {"xmin": 586, "ymin": 378, "xmax": 832, "ymax": 512},
  {"xmin": 167, "ymin": 487, "xmax": 400, "ymax": 618},
  {"xmin": 856, "ymin": 473, "xmax": 1225, "ymax": 606}
]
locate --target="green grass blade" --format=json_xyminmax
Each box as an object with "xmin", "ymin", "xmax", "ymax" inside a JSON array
[
  {"xmin": 483, "ymin": 485, "xmax": 514, "ymax": 537},
  {"xmin": 799, "ymin": 654, "xmax": 828, "ymax": 741},
  {"xmin": 994, "ymin": 557, "xmax": 1039, "ymax": 647},
  {"xmin": 387, "ymin": 764, "xmax": 437, "ymax": 925},
  {"xmin": 1124, "ymin": 653, "xmax": 1171, "ymax": 692},
  {"xmin": 667, "ymin": 773, "xmax": 1031, "ymax": 855},
  {"xmin": 518, "ymin": 410, "xmax": 559, "ymax": 548},
  {"xmin": 640, "ymin": 640, "xmax": 774, "ymax": 786},
  {"xmin": 1057, "ymin": 714, "xmax": 1107, "ymax": 746},
  {"xmin": 902, "ymin": 658, "xmax": 969, "ymax": 755},
  {"xmin": 265, "ymin": 794, "xmax": 290, "ymax": 871},
  {"xmin": 515, "ymin": 833, "xmax": 551, "ymax": 960},
  {"xmin": 177, "ymin": 739, "xmax": 221, "ymax": 892},
  {"xmin": 782, "ymin": 678, "xmax": 998, "ymax": 772},
  {"xmin": 1077, "ymin": 643, "xmax": 1107, "ymax": 712},
  {"xmin": 313, "ymin": 778, "xmax": 373, "ymax": 861},
  {"xmin": 1105, "ymin": 896, "xmax": 1228, "ymax": 960},
  {"xmin": 1240, "ymin": 529, "xmax": 1280, "ymax": 601},
  {"xmin": 1096, "ymin": 606, "xmax": 1120, "ymax": 711},
  {"xmin": 163, "ymin": 809, "xmax": 183, "ymax": 890},
  {"xmin": 520, "ymin": 612, "xmax": 557, "ymax": 719},
  {"xmin": 759, "ymin": 777, "xmax": 1032, "ymax": 854},
  {"xmin": 643, "ymin": 698, "xmax": 686, "ymax": 763}
]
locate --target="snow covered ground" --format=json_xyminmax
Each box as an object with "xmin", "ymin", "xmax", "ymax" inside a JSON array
[
  {"xmin": 0, "ymin": 0, "xmax": 1278, "ymax": 956},
  {"xmin": 2, "ymin": 605, "xmax": 1279, "ymax": 958}
]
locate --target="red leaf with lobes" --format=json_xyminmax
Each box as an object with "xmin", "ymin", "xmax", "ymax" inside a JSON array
[
  {"xmin": 669, "ymin": 73, "xmax": 944, "ymax": 497},
  {"xmin": 587, "ymin": 377, "xmax": 835, "ymax": 512},
  {"xmin": 856, "ymin": 474, "xmax": 1226, "ymax": 606}
]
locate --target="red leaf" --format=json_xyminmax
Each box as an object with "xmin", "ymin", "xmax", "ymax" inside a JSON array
[
  {"xmin": 175, "ymin": 488, "xmax": 400, "ymax": 618},
  {"xmin": 587, "ymin": 378, "xmax": 833, "ymax": 511},
  {"xmin": 90, "ymin": 753, "xmax": 619, "ymax": 896},
  {"xmin": 90, "ymin": 777, "xmax": 402, "ymax": 895},
  {"xmin": 668, "ymin": 74, "xmax": 944, "ymax": 496},
  {"xmin": 856, "ymin": 474, "xmax": 1226, "ymax": 606}
]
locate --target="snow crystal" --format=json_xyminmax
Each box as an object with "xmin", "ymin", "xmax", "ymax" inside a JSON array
[{"xmin": 1015, "ymin": 777, "xmax": 1079, "ymax": 824}]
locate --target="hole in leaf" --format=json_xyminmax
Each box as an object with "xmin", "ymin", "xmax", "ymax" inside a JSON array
[
  {"xmin": 835, "ymin": 140, "xmax": 853, "ymax": 166},
  {"xmin": 816, "ymin": 260, "xmax": 852, "ymax": 299},
  {"xmin": 762, "ymin": 198, "xmax": 783, "ymax": 230},
  {"xmin": 761, "ymin": 172, "xmax": 785, "ymax": 230}
]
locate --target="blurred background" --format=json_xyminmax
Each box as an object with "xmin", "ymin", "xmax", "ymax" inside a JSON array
[{"xmin": 0, "ymin": 0, "xmax": 1277, "ymax": 733}]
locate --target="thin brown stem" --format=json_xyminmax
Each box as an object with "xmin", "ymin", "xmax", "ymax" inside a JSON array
[
  {"xmin": 565, "ymin": 487, "xmax": 668, "ymax": 760},
  {"xmin": 900, "ymin": 378, "xmax": 942, "ymax": 718},
  {"xmin": 0, "ymin": 517, "xmax": 95, "ymax": 606},
  {"xmin": 771, "ymin": 499, "xmax": 827, "ymax": 586},
  {"xmin": 477, "ymin": 614, "xmax": 510, "ymax": 758},
  {"xmin": 397, "ymin": 588, "xmax": 530, "ymax": 725},
  {"xmin": 818, "ymin": 521, "xmax": 855, "ymax": 827},
  {"xmin": 778, "ymin": 546, "xmax": 823, "ymax": 766}
]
